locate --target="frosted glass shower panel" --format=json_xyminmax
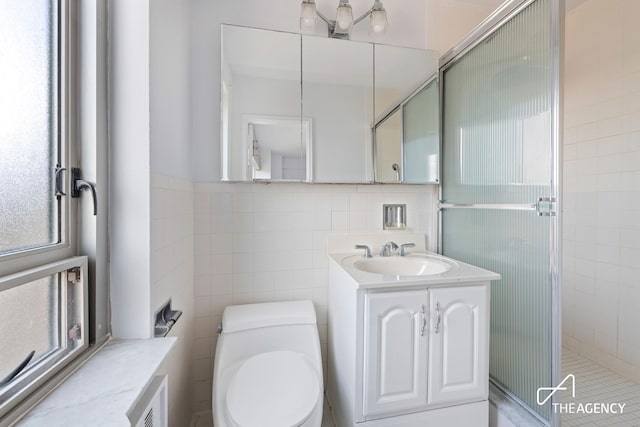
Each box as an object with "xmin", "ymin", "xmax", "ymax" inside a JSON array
[
  {"xmin": 440, "ymin": 0, "xmax": 559, "ymax": 422},
  {"xmin": 442, "ymin": 209, "xmax": 552, "ymax": 420},
  {"xmin": 442, "ymin": 0, "xmax": 552, "ymax": 205}
]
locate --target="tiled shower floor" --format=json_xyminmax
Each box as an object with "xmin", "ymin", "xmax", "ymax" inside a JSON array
[{"xmin": 561, "ymin": 348, "xmax": 640, "ymax": 426}]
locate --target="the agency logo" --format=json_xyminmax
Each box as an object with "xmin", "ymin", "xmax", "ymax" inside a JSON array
[{"xmin": 537, "ymin": 374, "xmax": 627, "ymax": 415}]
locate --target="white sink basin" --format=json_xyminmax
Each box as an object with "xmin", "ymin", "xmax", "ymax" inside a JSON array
[{"xmin": 350, "ymin": 254, "xmax": 455, "ymax": 276}]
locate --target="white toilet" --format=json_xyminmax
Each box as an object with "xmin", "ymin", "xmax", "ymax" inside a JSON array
[{"xmin": 212, "ymin": 300, "xmax": 324, "ymax": 427}]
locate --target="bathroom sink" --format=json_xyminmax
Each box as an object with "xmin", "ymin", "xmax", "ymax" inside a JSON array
[{"xmin": 351, "ymin": 254, "xmax": 455, "ymax": 276}]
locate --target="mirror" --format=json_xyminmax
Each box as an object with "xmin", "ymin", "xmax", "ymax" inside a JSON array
[
  {"xmin": 374, "ymin": 109, "xmax": 402, "ymax": 182},
  {"xmin": 302, "ymin": 35, "xmax": 373, "ymax": 183},
  {"xmin": 402, "ymin": 80, "xmax": 439, "ymax": 183},
  {"xmin": 245, "ymin": 116, "xmax": 312, "ymax": 181},
  {"xmin": 220, "ymin": 24, "xmax": 439, "ymax": 183},
  {"xmin": 221, "ymin": 26, "xmax": 302, "ymax": 181},
  {"xmin": 374, "ymin": 44, "xmax": 439, "ymax": 184}
]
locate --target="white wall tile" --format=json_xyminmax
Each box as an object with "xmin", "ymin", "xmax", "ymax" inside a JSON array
[
  {"xmin": 563, "ymin": 0, "xmax": 640, "ymax": 377},
  {"xmin": 192, "ymin": 182, "xmax": 436, "ymax": 408}
]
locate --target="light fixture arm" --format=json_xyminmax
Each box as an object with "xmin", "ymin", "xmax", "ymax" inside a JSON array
[
  {"xmin": 352, "ymin": 6, "xmax": 376, "ymax": 26},
  {"xmin": 316, "ymin": 9, "xmax": 335, "ymax": 27}
]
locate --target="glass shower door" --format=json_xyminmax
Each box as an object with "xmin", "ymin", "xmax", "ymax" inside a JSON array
[{"xmin": 439, "ymin": 0, "xmax": 562, "ymax": 424}]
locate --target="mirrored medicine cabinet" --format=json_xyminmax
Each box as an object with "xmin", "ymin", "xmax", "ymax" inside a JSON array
[{"xmin": 220, "ymin": 24, "xmax": 440, "ymax": 184}]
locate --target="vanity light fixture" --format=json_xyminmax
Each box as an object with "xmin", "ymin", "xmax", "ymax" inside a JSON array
[{"xmin": 300, "ymin": 0, "xmax": 388, "ymax": 39}]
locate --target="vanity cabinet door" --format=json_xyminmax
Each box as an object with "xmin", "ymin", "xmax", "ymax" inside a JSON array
[
  {"xmin": 363, "ymin": 290, "xmax": 429, "ymax": 419},
  {"xmin": 428, "ymin": 285, "xmax": 489, "ymax": 406}
]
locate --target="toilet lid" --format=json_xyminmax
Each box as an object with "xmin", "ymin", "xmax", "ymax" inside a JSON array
[{"xmin": 226, "ymin": 351, "xmax": 320, "ymax": 427}]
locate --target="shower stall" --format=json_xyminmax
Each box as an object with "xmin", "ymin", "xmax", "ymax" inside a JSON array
[
  {"xmin": 561, "ymin": 0, "xmax": 640, "ymax": 425},
  {"xmin": 438, "ymin": 0, "xmax": 563, "ymax": 425}
]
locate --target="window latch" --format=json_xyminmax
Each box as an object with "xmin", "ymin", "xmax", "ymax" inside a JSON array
[
  {"xmin": 71, "ymin": 167, "xmax": 98, "ymax": 216},
  {"xmin": 54, "ymin": 164, "xmax": 67, "ymax": 198}
]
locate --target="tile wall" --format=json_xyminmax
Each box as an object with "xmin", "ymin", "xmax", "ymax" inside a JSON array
[
  {"xmin": 562, "ymin": 0, "xmax": 640, "ymax": 381},
  {"xmin": 191, "ymin": 182, "xmax": 438, "ymax": 411},
  {"xmin": 150, "ymin": 174, "xmax": 195, "ymax": 426}
]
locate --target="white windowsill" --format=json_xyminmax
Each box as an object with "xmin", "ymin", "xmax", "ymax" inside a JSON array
[{"xmin": 16, "ymin": 337, "xmax": 176, "ymax": 426}]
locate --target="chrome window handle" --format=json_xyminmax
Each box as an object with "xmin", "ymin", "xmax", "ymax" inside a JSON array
[
  {"xmin": 435, "ymin": 302, "xmax": 441, "ymax": 334},
  {"xmin": 420, "ymin": 305, "xmax": 427, "ymax": 336},
  {"xmin": 71, "ymin": 167, "xmax": 98, "ymax": 216}
]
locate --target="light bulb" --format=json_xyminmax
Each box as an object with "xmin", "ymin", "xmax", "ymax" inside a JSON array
[
  {"xmin": 336, "ymin": 3, "xmax": 353, "ymax": 31},
  {"xmin": 370, "ymin": 7, "xmax": 387, "ymax": 34},
  {"xmin": 300, "ymin": 1, "xmax": 318, "ymax": 32}
]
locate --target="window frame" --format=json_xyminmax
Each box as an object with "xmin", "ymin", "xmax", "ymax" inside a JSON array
[
  {"xmin": 0, "ymin": 0, "xmax": 108, "ymax": 421},
  {"xmin": 0, "ymin": 0, "xmax": 74, "ymax": 277},
  {"xmin": 0, "ymin": 257, "xmax": 89, "ymax": 416}
]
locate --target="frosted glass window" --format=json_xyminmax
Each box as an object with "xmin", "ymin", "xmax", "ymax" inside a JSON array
[
  {"xmin": 0, "ymin": 275, "xmax": 60, "ymax": 384},
  {"xmin": 0, "ymin": 0, "xmax": 58, "ymax": 254}
]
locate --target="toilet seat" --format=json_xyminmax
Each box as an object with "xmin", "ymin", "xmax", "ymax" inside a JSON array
[{"xmin": 225, "ymin": 350, "xmax": 321, "ymax": 427}]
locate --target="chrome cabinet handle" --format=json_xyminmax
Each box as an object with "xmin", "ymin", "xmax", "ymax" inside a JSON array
[
  {"xmin": 420, "ymin": 305, "xmax": 427, "ymax": 336},
  {"xmin": 435, "ymin": 302, "xmax": 441, "ymax": 334}
]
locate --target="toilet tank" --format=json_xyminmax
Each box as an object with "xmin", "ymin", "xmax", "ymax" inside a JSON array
[
  {"xmin": 215, "ymin": 300, "xmax": 322, "ymax": 369},
  {"xmin": 222, "ymin": 300, "xmax": 317, "ymax": 333}
]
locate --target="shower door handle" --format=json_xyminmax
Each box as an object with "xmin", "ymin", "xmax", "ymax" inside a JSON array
[{"xmin": 535, "ymin": 197, "xmax": 557, "ymax": 216}]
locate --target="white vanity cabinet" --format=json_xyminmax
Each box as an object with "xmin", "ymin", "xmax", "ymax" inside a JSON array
[
  {"xmin": 427, "ymin": 286, "xmax": 488, "ymax": 407},
  {"xmin": 363, "ymin": 290, "xmax": 429, "ymax": 418},
  {"xmin": 362, "ymin": 285, "xmax": 488, "ymax": 420},
  {"xmin": 328, "ymin": 252, "xmax": 498, "ymax": 427}
]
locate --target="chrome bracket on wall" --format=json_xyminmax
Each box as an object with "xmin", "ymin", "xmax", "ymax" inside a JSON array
[
  {"xmin": 154, "ymin": 299, "xmax": 183, "ymax": 338},
  {"xmin": 535, "ymin": 197, "xmax": 557, "ymax": 216}
]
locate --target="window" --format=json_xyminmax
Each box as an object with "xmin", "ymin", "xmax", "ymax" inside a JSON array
[
  {"xmin": 0, "ymin": 0, "xmax": 106, "ymax": 419},
  {"xmin": 0, "ymin": 0, "xmax": 59, "ymax": 255}
]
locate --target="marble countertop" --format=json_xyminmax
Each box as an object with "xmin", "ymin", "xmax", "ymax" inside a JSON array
[{"xmin": 17, "ymin": 338, "xmax": 176, "ymax": 427}]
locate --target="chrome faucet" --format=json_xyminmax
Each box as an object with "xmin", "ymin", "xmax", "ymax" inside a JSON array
[
  {"xmin": 380, "ymin": 241, "xmax": 399, "ymax": 257},
  {"xmin": 399, "ymin": 243, "xmax": 415, "ymax": 256},
  {"xmin": 354, "ymin": 244, "xmax": 372, "ymax": 258}
]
